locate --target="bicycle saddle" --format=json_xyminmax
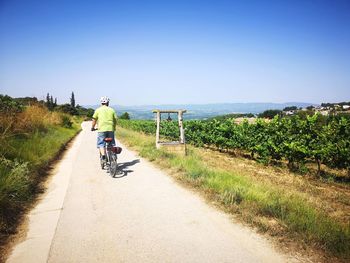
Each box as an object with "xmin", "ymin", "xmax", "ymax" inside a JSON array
[{"xmin": 104, "ymin": 138, "xmax": 113, "ymax": 142}]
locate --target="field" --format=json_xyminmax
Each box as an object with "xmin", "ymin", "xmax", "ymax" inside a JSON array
[
  {"xmin": 118, "ymin": 115, "xmax": 350, "ymax": 179},
  {"xmin": 117, "ymin": 118, "xmax": 350, "ymax": 261}
]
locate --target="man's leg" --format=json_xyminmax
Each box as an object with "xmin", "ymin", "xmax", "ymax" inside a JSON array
[
  {"xmin": 99, "ymin": 147, "xmax": 106, "ymax": 158},
  {"xmin": 97, "ymin": 132, "xmax": 106, "ymax": 160}
]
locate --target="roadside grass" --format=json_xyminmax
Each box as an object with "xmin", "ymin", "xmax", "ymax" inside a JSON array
[
  {"xmin": 0, "ymin": 124, "xmax": 81, "ymax": 228},
  {"xmin": 0, "ymin": 108, "xmax": 81, "ymax": 260},
  {"xmin": 4, "ymin": 126, "xmax": 78, "ymax": 167},
  {"xmin": 117, "ymin": 126, "xmax": 350, "ymax": 261}
]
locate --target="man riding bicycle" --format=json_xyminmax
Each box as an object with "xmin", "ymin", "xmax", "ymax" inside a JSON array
[{"xmin": 91, "ymin": 96, "xmax": 117, "ymax": 164}]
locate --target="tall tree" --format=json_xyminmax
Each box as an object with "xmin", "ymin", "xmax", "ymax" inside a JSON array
[
  {"xmin": 54, "ymin": 98, "xmax": 57, "ymax": 107},
  {"xmin": 70, "ymin": 92, "xmax": 75, "ymax": 108},
  {"xmin": 50, "ymin": 96, "xmax": 54, "ymax": 109},
  {"xmin": 46, "ymin": 93, "xmax": 50, "ymax": 106}
]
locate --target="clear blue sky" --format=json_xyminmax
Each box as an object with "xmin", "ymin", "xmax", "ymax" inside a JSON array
[{"xmin": 0, "ymin": 0, "xmax": 349, "ymax": 105}]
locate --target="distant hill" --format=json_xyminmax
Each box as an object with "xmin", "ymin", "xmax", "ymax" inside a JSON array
[{"xmin": 84, "ymin": 102, "xmax": 316, "ymax": 120}]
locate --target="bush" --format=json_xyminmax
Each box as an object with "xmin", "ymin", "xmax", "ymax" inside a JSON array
[
  {"xmin": 60, "ymin": 115, "xmax": 73, "ymax": 128},
  {"xmin": 56, "ymin": 104, "xmax": 78, "ymax": 115},
  {"xmin": 120, "ymin": 112, "xmax": 130, "ymax": 120},
  {"xmin": 283, "ymin": 106, "xmax": 298, "ymax": 111},
  {"xmin": 76, "ymin": 105, "xmax": 95, "ymax": 118},
  {"xmin": 0, "ymin": 95, "xmax": 23, "ymax": 113},
  {"xmin": 0, "ymin": 158, "xmax": 30, "ymax": 203},
  {"xmin": 258, "ymin": 109, "xmax": 282, "ymax": 119},
  {"xmin": 0, "ymin": 158, "xmax": 31, "ymax": 232},
  {"xmin": 14, "ymin": 97, "xmax": 40, "ymax": 106}
]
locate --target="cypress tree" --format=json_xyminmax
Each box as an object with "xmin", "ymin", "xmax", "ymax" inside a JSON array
[
  {"xmin": 70, "ymin": 92, "xmax": 75, "ymax": 108},
  {"xmin": 50, "ymin": 96, "xmax": 54, "ymax": 109},
  {"xmin": 46, "ymin": 93, "xmax": 50, "ymax": 107}
]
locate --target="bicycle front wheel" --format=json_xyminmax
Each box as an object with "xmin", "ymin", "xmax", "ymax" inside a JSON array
[{"xmin": 100, "ymin": 153, "xmax": 105, "ymax": 170}]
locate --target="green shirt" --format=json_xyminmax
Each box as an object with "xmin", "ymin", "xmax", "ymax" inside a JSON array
[{"xmin": 92, "ymin": 105, "xmax": 117, "ymax": 132}]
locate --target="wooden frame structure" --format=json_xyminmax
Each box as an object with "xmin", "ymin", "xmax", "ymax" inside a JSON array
[{"xmin": 152, "ymin": 109, "xmax": 187, "ymax": 155}]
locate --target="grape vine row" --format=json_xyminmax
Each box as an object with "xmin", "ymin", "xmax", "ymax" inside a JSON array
[{"xmin": 118, "ymin": 115, "xmax": 350, "ymax": 175}]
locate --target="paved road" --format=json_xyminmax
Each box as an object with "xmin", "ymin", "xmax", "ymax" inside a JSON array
[{"xmin": 7, "ymin": 122, "xmax": 294, "ymax": 263}]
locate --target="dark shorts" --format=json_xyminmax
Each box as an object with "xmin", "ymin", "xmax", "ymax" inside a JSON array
[{"xmin": 97, "ymin": 131, "xmax": 116, "ymax": 148}]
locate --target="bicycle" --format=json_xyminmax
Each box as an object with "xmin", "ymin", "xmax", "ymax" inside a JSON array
[
  {"xmin": 100, "ymin": 137, "xmax": 119, "ymax": 175},
  {"xmin": 100, "ymin": 137, "xmax": 122, "ymax": 177},
  {"xmin": 92, "ymin": 128, "xmax": 122, "ymax": 176}
]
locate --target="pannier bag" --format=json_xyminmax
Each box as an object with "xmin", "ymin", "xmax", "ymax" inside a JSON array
[{"xmin": 110, "ymin": 146, "xmax": 122, "ymax": 154}]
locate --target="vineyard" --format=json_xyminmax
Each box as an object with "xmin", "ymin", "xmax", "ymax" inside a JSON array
[{"xmin": 118, "ymin": 115, "xmax": 350, "ymax": 177}]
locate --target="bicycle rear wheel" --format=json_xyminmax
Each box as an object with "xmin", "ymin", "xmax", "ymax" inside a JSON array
[{"xmin": 108, "ymin": 152, "xmax": 118, "ymax": 177}]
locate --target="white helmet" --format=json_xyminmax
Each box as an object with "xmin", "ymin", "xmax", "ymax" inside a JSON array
[{"xmin": 100, "ymin": 96, "xmax": 110, "ymax": 104}]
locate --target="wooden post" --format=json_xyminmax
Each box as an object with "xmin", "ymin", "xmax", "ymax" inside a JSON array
[
  {"xmin": 178, "ymin": 111, "xmax": 185, "ymax": 144},
  {"xmin": 153, "ymin": 109, "xmax": 186, "ymax": 154},
  {"xmin": 155, "ymin": 111, "xmax": 160, "ymax": 148}
]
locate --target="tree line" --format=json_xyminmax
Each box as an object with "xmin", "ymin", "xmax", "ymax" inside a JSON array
[
  {"xmin": 0, "ymin": 92, "xmax": 94, "ymax": 117},
  {"xmin": 42, "ymin": 92, "xmax": 94, "ymax": 117}
]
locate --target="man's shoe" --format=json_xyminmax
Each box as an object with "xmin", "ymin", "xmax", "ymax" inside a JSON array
[{"xmin": 100, "ymin": 155, "xmax": 107, "ymax": 169}]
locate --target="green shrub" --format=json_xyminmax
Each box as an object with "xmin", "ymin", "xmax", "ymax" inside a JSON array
[
  {"xmin": 119, "ymin": 112, "xmax": 130, "ymax": 120},
  {"xmin": 0, "ymin": 158, "xmax": 30, "ymax": 203},
  {"xmin": 61, "ymin": 115, "xmax": 73, "ymax": 128},
  {"xmin": 0, "ymin": 94, "xmax": 23, "ymax": 113},
  {"xmin": 0, "ymin": 158, "xmax": 31, "ymax": 232}
]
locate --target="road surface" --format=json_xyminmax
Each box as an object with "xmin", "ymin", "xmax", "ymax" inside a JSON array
[{"xmin": 7, "ymin": 122, "xmax": 296, "ymax": 263}]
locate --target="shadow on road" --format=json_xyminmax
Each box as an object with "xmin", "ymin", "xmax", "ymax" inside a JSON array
[{"xmin": 113, "ymin": 159, "xmax": 140, "ymax": 178}]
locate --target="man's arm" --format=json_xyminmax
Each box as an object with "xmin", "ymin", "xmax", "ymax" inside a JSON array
[
  {"xmin": 91, "ymin": 118, "xmax": 97, "ymax": 130},
  {"xmin": 113, "ymin": 111, "xmax": 117, "ymax": 130},
  {"xmin": 91, "ymin": 109, "xmax": 98, "ymax": 131}
]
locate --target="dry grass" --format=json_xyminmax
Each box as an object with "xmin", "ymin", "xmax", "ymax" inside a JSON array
[
  {"xmin": 19, "ymin": 105, "xmax": 50, "ymax": 129},
  {"xmin": 0, "ymin": 105, "xmax": 71, "ymax": 139},
  {"xmin": 196, "ymin": 148, "xmax": 350, "ymax": 226}
]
